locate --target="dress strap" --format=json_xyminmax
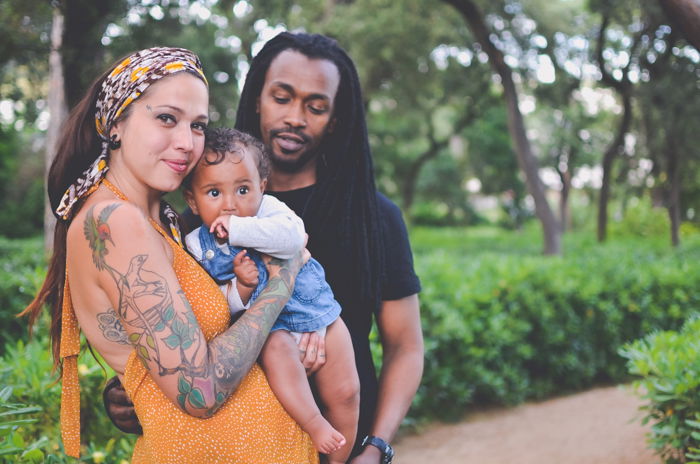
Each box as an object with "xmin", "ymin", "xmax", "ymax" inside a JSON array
[
  {"xmin": 101, "ymin": 178, "xmax": 184, "ymax": 247},
  {"xmin": 59, "ymin": 265, "xmax": 81, "ymax": 458}
]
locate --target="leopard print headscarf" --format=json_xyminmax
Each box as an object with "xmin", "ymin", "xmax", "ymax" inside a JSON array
[{"xmin": 54, "ymin": 47, "xmax": 207, "ymax": 241}]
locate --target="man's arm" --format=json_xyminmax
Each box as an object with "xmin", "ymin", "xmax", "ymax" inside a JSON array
[{"xmin": 352, "ymin": 294, "xmax": 423, "ymax": 463}]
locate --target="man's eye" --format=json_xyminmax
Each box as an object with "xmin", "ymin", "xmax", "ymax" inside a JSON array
[
  {"xmin": 309, "ymin": 105, "xmax": 327, "ymax": 115},
  {"xmin": 237, "ymin": 186, "xmax": 249, "ymax": 195},
  {"xmin": 207, "ymin": 189, "xmax": 220, "ymax": 198}
]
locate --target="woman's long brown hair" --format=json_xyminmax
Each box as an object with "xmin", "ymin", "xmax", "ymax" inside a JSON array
[{"xmin": 20, "ymin": 62, "xmax": 116, "ymax": 376}]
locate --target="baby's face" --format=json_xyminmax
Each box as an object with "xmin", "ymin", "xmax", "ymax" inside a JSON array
[{"xmin": 185, "ymin": 148, "xmax": 266, "ymax": 227}]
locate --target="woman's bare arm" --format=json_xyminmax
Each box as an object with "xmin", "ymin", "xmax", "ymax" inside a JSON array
[{"xmin": 77, "ymin": 201, "xmax": 301, "ymax": 418}]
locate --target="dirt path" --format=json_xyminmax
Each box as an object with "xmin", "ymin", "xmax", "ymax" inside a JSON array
[{"xmin": 393, "ymin": 385, "xmax": 661, "ymax": 464}]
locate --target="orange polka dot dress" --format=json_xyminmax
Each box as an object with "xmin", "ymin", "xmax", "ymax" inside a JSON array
[{"xmin": 60, "ymin": 222, "xmax": 318, "ymax": 463}]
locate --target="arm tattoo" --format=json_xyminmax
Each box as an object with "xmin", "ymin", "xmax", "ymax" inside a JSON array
[
  {"xmin": 83, "ymin": 204, "xmax": 293, "ymax": 416},
  {"xmin": 96, "ymin": 308, "xmax": 128, "ymax": 344}
]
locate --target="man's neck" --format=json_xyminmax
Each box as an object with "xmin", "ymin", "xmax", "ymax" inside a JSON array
[{"xmin": 267, "ymin": 164, "xmax": 317, "ymax": 192}]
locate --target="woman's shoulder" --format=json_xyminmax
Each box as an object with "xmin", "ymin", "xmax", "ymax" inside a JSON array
[{"xmin": 68, "ymin": 197, "xmax": 152, "ymax": 248}]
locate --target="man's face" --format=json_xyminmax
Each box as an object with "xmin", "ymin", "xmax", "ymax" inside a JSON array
[{"xmin": 257, "ymin": 50, "xmax": 341, "ymax": 173}]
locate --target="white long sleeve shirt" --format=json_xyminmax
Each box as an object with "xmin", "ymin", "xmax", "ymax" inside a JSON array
[{"xmin": 185, "ymin": 194, "xmax": 306, "ymax": 313}]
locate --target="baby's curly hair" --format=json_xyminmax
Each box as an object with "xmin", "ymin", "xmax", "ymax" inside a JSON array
[{"xmin": 183, "ymin": 127, "xmax": 271, "ymax": 190}]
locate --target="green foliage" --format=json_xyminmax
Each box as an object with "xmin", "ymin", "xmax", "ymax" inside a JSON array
[
  {"xmin": 621, "ymin": 317, "xmax": 700, "ymax": 464},
  {"xmin": 0, "ymin": 386, "xmax": 47, "ymax": 463},
  {"xmin": 408, "ymin": 225, "xmax": 700, "ymax": 422},
  {"xmin": 0, "ymin": 236, "xmax": 45, "ymax": 354},
  {"xmin": 1, "ymin": 336, "xmax": 135, "ymax": 462},
  {"xmin": 610, "ymin": 196, "xmax": 671, "ymax": 239},
  {"xmin": 0, "ymin": 127, "xmax": 44, "ymax": 238}
]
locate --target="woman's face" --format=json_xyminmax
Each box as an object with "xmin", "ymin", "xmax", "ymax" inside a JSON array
[{"xmin": 110, "ymin": 72, "xmax": 209, "ymax": 193}]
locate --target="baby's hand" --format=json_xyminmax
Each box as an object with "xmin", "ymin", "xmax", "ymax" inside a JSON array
[
  {"xmin": 210, "ymin": 215, "xmax": 231, "ymax": 241},
  {"xmin": 233, "ymin": 250, "xmax": 258, "ymax": 288}
]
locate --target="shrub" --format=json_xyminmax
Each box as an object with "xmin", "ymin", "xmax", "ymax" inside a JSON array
[
  {"xmin": 1, "ymin": 335, "xmax": 135, "ymax": 462},
  {"xmin": 620, "ymin": 317, "xmax": 700, "ymax": 464},
  {"xmin": 407, "ymin": 227, "xmax": 700, "ymax": 422},
  {"xmin": 0, "ymin": 236, "xmax": 45, "ymax": 354}
]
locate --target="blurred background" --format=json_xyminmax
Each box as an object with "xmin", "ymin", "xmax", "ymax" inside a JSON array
[{"xmin": 1, "ymin": 0, "xmax": 699, "ymax": 462}]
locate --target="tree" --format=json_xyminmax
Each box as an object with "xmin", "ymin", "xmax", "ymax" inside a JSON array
[
  {"xmin": 656, "ymin": 0, "xmax": 700, "ymax": 50},
  {"xmin": 442, "ymin": 0, "xmax": 562, "ymax": 254}
]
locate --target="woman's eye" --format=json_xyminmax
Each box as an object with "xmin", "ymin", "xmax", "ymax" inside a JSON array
[
  {"xmin": 273, "ymin": 95, "xmax": 290, "ymax": 104},
  {"xmin": 192, "ymin": 122, "xmax": 207, "ymax": 132},
  {"xmin": 207, "ymin": 189, "xmax": 220, "ymax": 198},
  {"xmin": 237, "ymin": 186, "xmax": 249, "ymax": 195},
  {"xmin": 158, "ymin": 114, "xmax": 176, "ymax": 124}
]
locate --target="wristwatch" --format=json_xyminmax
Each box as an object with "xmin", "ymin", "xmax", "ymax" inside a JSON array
[{"xmin": 361, "ymin": 435, "xmax": 394, "ymax": 464}]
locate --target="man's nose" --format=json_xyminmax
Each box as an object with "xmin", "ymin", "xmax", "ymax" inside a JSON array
[{"xmin": 283, "ymin": 101, "xmax": 307, "ymax": 128}]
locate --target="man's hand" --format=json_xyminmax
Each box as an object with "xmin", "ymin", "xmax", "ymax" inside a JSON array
[
  {"xmin": 210, "ymin": 215, "xmax": 231, "ymax": 241},
  {"xmin": 296, "ymin": 331, "xmax": 327, "ymax": 375},
  {"xmin": 233, "ymin": 250, "xmax": 259, "ymax": 288},
  {"xmin": 103, "ymin": 376, "xmax": 142, "ymax": 435}
]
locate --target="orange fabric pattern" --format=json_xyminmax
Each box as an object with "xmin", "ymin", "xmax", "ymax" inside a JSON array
[{"xmin": 59, "ymin": 221, "xmax": 317, "ymax": 463}]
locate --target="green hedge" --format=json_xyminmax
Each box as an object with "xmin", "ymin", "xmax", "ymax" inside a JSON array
[
  {"xmin": 621, "ymin": 317, "xmax": 700, "ymax": 464},
  {"xmin": 2, "ymin": 225, "xmax": 699, "ymax": 460},
  {"xmin": 409, "ymin": 226, "xmax": 700, "ymax": 421},
  {"xmin": 0, "ymin": 236, "xmax": 45, "ymax": 354}
]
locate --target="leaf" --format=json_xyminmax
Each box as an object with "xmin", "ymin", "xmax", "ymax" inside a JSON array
[
  {"xmin": 188, "ymin": 388, "xmax": 206, "ymax": 409},
  {"xmin": 163, "ymin": 305, "xmax": 175, "ymax": 322},
  {"xmin": 178, "ymin": 375, "xmax": 192, "ymax": 394},
  {"xmin": 138, "ymin": 345, "xmax": 150, "ymax": 361},
  {"xmin": 146, "ymin": 335, "xmax": 156, "ymax": 349},
  {"xmin": 177, "ymin": 393, "xmax": 186, "ymax": 410},
  {"xmin": 0, "ymin": 386, "xmax": 12, "ymax": 402},
  {"xmin": 129, "ymin": 333, "xmax": 141, "ymax": 344},
  {"xmin": 163, "ymin": 334, "xmax": 181, "ymax": 350},
  {"xmin": 11, "ymin": 431, "xmax": 25, "ymax": 448}
]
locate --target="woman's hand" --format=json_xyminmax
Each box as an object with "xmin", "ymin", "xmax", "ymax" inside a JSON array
[{"xmin": 261, "ymin": 242, "xmax": 310, "ymax": 289}]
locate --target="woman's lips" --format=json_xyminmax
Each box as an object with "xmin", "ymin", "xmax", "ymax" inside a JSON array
[{"xmin": 164, "ymin": 159, "xmax": 188, "ymax": 173}]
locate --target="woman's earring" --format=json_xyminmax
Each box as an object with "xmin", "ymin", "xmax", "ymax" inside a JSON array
[{"xmin": 109, "ymin": 134, "xmax": 121, "ymax": 150}]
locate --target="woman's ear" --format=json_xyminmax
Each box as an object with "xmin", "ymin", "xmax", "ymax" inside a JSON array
[
  {"xmin": 327, "ymin": 117, "xmax": 337, "ymax": 134},
  {"xmin": 256, "ymin": 97, "xmax": 260, "ymax": 114}
]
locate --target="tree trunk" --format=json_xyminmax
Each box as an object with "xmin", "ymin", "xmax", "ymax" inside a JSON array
[
  {"xmin": 45, "ymin": 6, "xmax": 67, "ymax": 251},
  {"xmin": 443, "ymin": 0, "xmax": 561, "ymax": 254},
  {"xmin": 657, "ymin": 0, "xmax": 700, "ymax": 51},
  {"xmin": 665, "ymin": 132, "xmax": 681, "ymax": 247},
  {"xmin": 596, "ymin": 91, "xmax": 632, "ymax": 242}
]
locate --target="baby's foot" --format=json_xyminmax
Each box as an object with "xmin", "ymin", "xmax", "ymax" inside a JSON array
[{"xmin": 303, "ymin": 414, "xmax": 346, "ymax": 455}]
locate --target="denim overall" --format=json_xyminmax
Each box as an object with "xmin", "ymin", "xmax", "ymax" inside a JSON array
[{"xmin": 197, "ymin": 226, "xmax": 341, "ymax": 332}]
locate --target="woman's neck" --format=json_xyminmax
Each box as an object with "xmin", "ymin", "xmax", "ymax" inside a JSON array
[{"xmin": 103, "ymin": 172, "xmax": 162, "ymax": 222}]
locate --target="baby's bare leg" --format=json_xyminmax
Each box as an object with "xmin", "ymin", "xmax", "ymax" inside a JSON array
[
  {"xmin": 261, "ymin": 330, "xmax": 345, "ymax": 455},
  {"xmin": 315, "ymin": 318, "xmax": 360, "ymax": 464}
]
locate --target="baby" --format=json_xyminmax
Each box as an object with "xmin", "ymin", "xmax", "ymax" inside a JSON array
[{"xmin": 183, "ymin": 128, "xmax": 359, "ymax": 463}]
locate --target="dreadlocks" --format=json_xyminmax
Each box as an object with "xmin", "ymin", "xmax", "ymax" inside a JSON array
[{"xmin": 236, "ymin": 32, "xmax": 383, "ymax": 312}]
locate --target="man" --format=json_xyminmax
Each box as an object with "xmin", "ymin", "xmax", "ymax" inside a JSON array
[{"xmin": 107, "ymin": 32, "xmax": 423, "ymax": 463}]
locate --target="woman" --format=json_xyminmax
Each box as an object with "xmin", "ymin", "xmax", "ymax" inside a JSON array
[{"xmin": 22, "ymin": 47, "xmax": 318, "ymax": 463}]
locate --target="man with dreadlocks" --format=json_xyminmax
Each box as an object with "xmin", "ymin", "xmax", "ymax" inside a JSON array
[
  {"xmin": 233, "ymin": 32, "xmax": 424, "ymax": 463},
  {"xmin": 105, "ymin": 32, "xmax": 423, "ymax": 463}
]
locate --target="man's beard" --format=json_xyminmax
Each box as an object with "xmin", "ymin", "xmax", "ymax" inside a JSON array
[
  {"xmin": 269, "ymin": 146, "xmax": 321, "ymax": 173},
  {"xmin": 267, "ymin": 127, "xmax": 324, "ymax": 173}
]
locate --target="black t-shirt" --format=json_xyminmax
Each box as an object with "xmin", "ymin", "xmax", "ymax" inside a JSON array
[
  {"xmin": 268, "ymin": 186, "xmax": 421, "ymax": 444},
  {"xmin": 181, "ymin": 186, "xmax": 421, "ymax": 446}
]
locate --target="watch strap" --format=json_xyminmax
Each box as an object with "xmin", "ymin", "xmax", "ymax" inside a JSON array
[{"xmin": 362, "ymin": 435, "xmax": 394, "ymax": 463}]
